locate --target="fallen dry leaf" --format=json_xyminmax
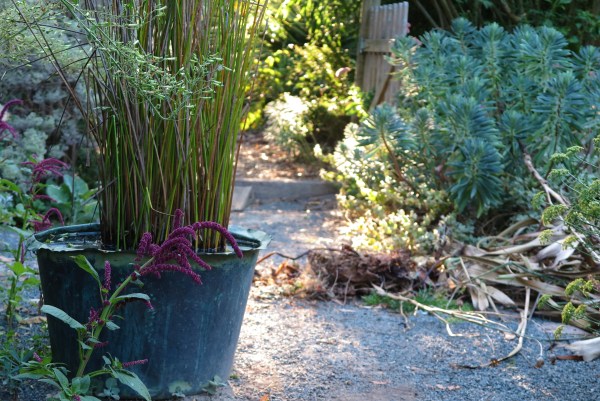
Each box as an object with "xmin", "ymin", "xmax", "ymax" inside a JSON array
[
  {"xmin": 20, "ymin": 316, "xmax": 46, "ymax": 325},
  {"xmin": 435, "ymin": 384, "xmax": 461, "ymax": 391},
  {"xmin": 563, "ymin": 337, "xmax": 600, "ymax": 361}
]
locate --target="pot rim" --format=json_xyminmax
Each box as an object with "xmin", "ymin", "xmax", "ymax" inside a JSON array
[{"xmin": 31, "ymin": 223, "xmax": 270, "ymax": 254}]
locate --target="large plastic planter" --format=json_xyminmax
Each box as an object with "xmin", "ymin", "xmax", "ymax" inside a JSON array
[{"xmin": 33, "ymin": 223, "xmax": 269, "ymax": 399}]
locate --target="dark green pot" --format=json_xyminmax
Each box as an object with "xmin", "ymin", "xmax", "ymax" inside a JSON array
[{"xmin": 33, "ymin": 224, "xmax": 269, "ymax": 399}]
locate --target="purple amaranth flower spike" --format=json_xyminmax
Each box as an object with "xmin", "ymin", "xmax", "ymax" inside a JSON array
[
  {"xmin": 103, "ymin": 261, "xmax": 111, "ymax": 291},
  {"xmin": 33, "ymin": 352, "xmax": 42, "ymax": 363},
  {"xmin": 193, "ymin": 221, "xmax": 243, "ymax": 258},
  {"xmin": 86, "ymin": 307, "xmax": 100, "ymax": 331},
  {"xmin": 136, "ymin": 232, "xmax": 153, "ymax": 260},
  {"xmin": 173, "ymin": 209, "xmax": 184, "ymax": 229},
  {"xmin": 21, "ymin": 158, "xmax": 68, "ymax": 184},
  {"xmin": 139, "ymin": 263, "xmax": 202, "ymax": 284},
  {"xmin": 30, "ymin": 208, "xmax": 64, "ymax": 233},
  {"xmin": 134, "ymin": 210, "xmax": 241, "ymax": 288},
  {"xmin": 122, "ymin": 359, "xmax": 148, "ymax": 367},
  {"xmin": 0, "ymin": 99, "xmax": 23, "ymax": 140}
]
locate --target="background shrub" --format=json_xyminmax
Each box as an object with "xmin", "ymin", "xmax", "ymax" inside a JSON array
[
  {"xmin": 0, "ymin": 0, "xmax": 94, "ymax": 186},
  {"xmin": 254, "ymin": 0, "xmax": 366, "ymax": 157},
  {"xmin": 408, "ymin": 0, "xmax": 600, "ymax": 48}
]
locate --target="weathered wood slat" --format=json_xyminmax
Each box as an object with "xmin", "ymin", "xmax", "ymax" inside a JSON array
[{"xmin": 355, "ymin": 1, "xmax": 409, "ymax": 106}]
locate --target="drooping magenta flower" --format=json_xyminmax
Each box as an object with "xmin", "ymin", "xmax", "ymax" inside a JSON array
[
  {"xmin": 103, "ymin": 261, "xmax": 112, "ymax": 291},
  {"xmin": 135, "ymin": 209, "xmax": 243, "ymax": 286},
  {"xmin": 122, "ymin": 359, "xmax": 148, "ymax": 367},
  {"xmin": 21, "ymin": 158, "xmax": 68, "ymax": 184},
  {"xmin": 140, "ymin": 263, "xmax": 203, "ymax": 284},
  {"xmin": 86, "ymin": 307, "xmax": 100, "ymax": 331},
  {"xmin": 172, "ymin": 208, "xmax": 184, "ymax": 229},
  {"xmin": 30, "ymin": 207, "xmax": 65, "ymax": 232},
  {"xmin": 192, "ymin": 221, "xmax": 243, "ymax": 258},
  {"xmin": 0, "ymin": 99, "xmax": 23, "ymax": 140}
]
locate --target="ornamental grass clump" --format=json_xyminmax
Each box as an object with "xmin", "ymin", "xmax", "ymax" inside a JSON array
[{"xmin": 13, "ymin": 0, "xmax": 266, "ymax": 250}]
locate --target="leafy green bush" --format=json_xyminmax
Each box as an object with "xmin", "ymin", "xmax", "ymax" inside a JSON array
[
  {"xmin": 324, "ymin": 122, "xmax": 449, "ymax": 252},
  {"xmin": 0, "ymin": 0, "xmax": 93, "ymax": 185},
  {"xmin": 255, "ymin": 0, "xmax": 366, "ymax": 155}
]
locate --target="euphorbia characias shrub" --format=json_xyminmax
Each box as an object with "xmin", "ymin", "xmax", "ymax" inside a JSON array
[
  {"xmin": 328, "ymin": 19, "xmax": 600, "ymax": 250},
  {"xmin": 388, "ymin": 18, "xmax": 600, "ymax": 218}
]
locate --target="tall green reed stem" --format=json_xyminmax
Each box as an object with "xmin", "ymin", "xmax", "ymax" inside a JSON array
[{"xmin": 21, "ymin": 0, "xmax": 266, "ymax": 250}]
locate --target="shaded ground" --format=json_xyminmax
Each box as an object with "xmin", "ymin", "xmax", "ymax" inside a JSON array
[{"xmin": 236, "ymin": 130, "xmax": 325, "ymax": 180}]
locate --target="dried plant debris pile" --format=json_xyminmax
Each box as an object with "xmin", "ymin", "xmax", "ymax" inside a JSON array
[
  {"xmin": 447, "ymin": 221, "xmax": 600, "ymax": 321},
  {"xmin": 257, "ymin": 219, "xmax": 600, "ymax": 331},
  {"xmin": 255, "ymin": 246, "xmax": 440, "ymax": 299}
]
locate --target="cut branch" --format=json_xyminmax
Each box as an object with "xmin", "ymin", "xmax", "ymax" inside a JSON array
[{"xmin": 520, "ymin": 146, "xmax": 569, "ymax": 206}]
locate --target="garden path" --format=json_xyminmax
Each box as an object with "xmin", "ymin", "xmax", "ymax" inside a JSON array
[
  {"xmin": 177, "ymin": 132, "xmax": 600, "ymax": 401},
  {"xmin": 181, "ymin": 182, "xmax": 600, "ymax": 401}
]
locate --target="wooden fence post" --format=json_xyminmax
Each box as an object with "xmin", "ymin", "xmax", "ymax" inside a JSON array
[
  {"xmin": 355, "ymin": 1, "xmax": 409, "ymax": 110},
  {"xmin": 356, "ymin": 0, "xmax": 381, "ymax": 89}
]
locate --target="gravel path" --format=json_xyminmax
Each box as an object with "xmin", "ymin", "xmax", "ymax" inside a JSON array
[
  {"xmin": 197, "ymin": 295, "xmax": 599, "ymax": 401},
  {"xmin": 182, "ymin": 191, "xmax": 600, "ymax": 401}
]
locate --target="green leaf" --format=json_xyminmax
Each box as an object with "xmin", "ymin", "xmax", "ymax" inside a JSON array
[
  {"xmin": 13, "ymin": 372, "xmax": 46, "ymax": 381},
  {"xmin": 71, "ymin": 255, "xmax": 101, "ymax": 286},
  {"xmin": 22, "ymin": 276, "xmax": 41, "ymax": 286},
  {"xmin": 114, "ymin": 293, "xmax": 150, "ymax": 303},
  {"xmin": 42, "ymin": 305, "xmax": 85, "ymax": 331},
  {"xmin": 38, "ymin": 378, "xmax": 62, "ymax": 389},
  {"xmin": 106, "ymin": 321, "xmax": 120, "ymax": 331},
  {"xmin": 0, "ymin": 179, "xmax": 22, "ymax": 194},
  {"xmin": 9, "ymin": 261, "xmax": 27, "ymax": 276},
  {"xmin": 52, "ymin": 368, "xmax": 70, "ymax": 391},
  {"xmin": 79, "ymin": 396, "xmax": 102, "ymax": 401},
  {"xmin": 5, "ymin": 225, "xmax": 33, "ymax": 238},
  {"xmin": 111, "ymin": 369, "xmax": 151, "ymax": 401},
  {"xmin": 46, "ymin": 184, "xmax": 70, "ymax": 204},
  {"xmin": 73, "ymin": 375, "xmax": 91, "ymax": 394}
]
